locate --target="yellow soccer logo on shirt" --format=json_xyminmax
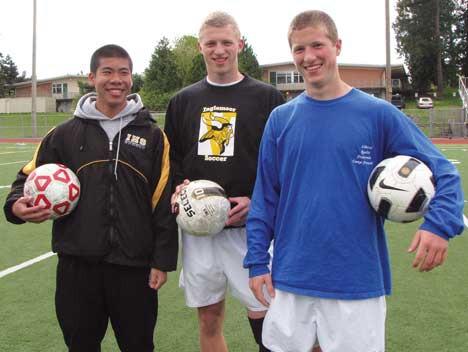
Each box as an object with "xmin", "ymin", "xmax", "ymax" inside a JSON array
[{"xmin": 198, "ymin": 108, "xmax": 236, "ymax": 157}]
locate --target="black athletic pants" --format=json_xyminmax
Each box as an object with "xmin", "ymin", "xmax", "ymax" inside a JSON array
[{"xmin": 55, "ymin": 255, "xmax": 158, "ymax": 352}]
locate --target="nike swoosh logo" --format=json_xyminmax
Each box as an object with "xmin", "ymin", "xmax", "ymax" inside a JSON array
[{"xmin": 379, "ymin": 180, "xmax": 407, "ymax": 192}]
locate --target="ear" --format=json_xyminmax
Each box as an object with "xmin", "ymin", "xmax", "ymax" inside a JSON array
[
  {"xmin": 198, "ymin": 41, "xmax": 203, "ymax": 53},
  {"xmin": 238, "ymin": 38, "xmax": 245, "ymax": 52},
  {"xmin": 87, "ymin": 72, "xmax": 95, "ymax": 87},
  {"xmin": 335, "ymin": 39, "xmax": 342, "ymax": 56}
]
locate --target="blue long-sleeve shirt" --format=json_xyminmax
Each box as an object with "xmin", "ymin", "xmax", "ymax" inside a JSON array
[{"xmin": 244, "ymin": 89, "xmax": 464, "ymax": 300}]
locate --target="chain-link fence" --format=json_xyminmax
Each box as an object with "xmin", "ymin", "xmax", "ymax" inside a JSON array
[
  {"xmin": 0, "ymin": 109, "xmax": 466, "ymax": 140},
  {"xmin": 403, "ymin": 107, "xmax": 466, "ymax": 138},
  {"xmin": 0, "ymin": 112, "xmax": 166, "ymax": 139}
]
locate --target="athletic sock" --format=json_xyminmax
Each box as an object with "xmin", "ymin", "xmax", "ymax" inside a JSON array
[{"xmin": 248, "ymin": 317, "xmax": 270, "ymax": 352}]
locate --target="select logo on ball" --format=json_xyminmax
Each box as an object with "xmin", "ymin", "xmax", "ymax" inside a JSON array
[{"xmin": 176, "ymin": 180, "xmax": 230, "ymax": 237}]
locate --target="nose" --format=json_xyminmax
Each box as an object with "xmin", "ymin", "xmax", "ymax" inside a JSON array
[
  {"xmin": 303, "ymin": 46, "xmax": 317, "ymax": 62},
  {"xmin": 109, "ymin": 72, "xmax": 123, "ymax": 83},
  {"xmin": 213, "ymin": 43, "xmax": 225, "ymax": 55}
]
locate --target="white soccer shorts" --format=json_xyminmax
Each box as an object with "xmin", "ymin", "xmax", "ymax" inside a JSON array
[
  {"xmin": 179, "ymin": 227, "xmax": 267, "ymax": 311},
  {"xmin": 263, "ymin": 289, "xmax": 386, "ymax": 352}
]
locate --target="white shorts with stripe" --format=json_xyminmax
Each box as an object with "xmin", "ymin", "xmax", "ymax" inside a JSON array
[
  {"xmin": 263, "ymin": 289, "xmax": 386, "ymax": 352},
  {"xmin": 179, "ymin": 227, "xmax": 267, "ymax": 311}
]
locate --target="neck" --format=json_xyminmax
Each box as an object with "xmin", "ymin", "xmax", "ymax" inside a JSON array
[
  {"xmin": 207, "ymin": 71, "xmax": 244, "ymax": 85},
  {"xmin": 95, "ymin": 100, "xmax": 127, "ymax": 119},
  {"xmin": 305, "ymin": 79, "xmax": 352, "ymax": 101}
]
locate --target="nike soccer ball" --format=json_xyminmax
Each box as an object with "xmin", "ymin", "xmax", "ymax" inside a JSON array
[
  {"xmin": 367, "ymin": 155, "xmax": 435, "ymax": 223},
  {"xmin": 176, "ymin": 180, "xmax": 231, "ymax": 236},
  {"xmin": 24, "ymin": 163, "xmax": 81, "ymax": 220}
]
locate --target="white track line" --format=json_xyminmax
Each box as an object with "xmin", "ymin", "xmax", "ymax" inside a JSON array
[
  {"xmin": 0, "ymin": 151, "xmax": 34, "ymax": 155},
  {"xmin": 464, "ymin": 215, "xmax": 468, "ymax": 228},
  {"xmin": 0, "ymin": 160, "xmax": 28, "ymax": 166},
  {"xmin": 0, "ymin": 252, "xmax": 56, "ymax": 279}
]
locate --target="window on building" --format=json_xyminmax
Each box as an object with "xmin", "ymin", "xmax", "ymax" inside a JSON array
[
  {"xmin": 391, "ymin": 79, "xmax": 401, "ymax": 88},
  {"xmin": 270, "ymin": 71, "xmax": 277, "ymax": 86},
  {"xmin": 52, "ymin": 83, "xmax": 63, "ymax": 94},
  {"xmin": 270, "ymin": 71, "xmax": 304, "ymax": 85},
  {"xmin": 293, "ymin": 72, "xmax": 304, "ymax": 83}
]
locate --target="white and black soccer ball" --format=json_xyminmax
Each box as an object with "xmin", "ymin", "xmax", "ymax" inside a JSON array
[
  {"xmin": 367, "ymin": 155, "xmax": 435, "ymax": 223},
  {"xmin": 24, "ymin": 163, "xmax": 81, "ymax": 220},
  {"xmin": 175, "ymin": 180, "xmax": 231, "ymax": 236}
]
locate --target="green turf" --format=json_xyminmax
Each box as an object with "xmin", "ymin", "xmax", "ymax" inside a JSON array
[
  {"xmin": 0, "ymin": 112, "xmax": 166, "ymax": 139},
  {"xmin": 0, "ymin": 143, "xmax": 467, "ymax": 351}
]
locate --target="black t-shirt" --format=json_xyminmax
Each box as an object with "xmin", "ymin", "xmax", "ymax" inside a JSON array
[{"xmin": 164, "ymin": 76, "xmax": 284, "ymax": 197}]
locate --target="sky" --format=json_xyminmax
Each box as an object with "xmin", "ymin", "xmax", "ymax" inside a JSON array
[{"xmin": 0, "ymin": 0, "xmax": 403, "ymax": 80}]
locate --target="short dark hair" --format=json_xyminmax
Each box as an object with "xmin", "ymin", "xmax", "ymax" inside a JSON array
[
  {"xmin": 288, "ymin": 10, "xmax": 338, "ymax": 47},
  {"xmin": 90, "ymin": 44, "xmax": 133, "ymax": 73}
]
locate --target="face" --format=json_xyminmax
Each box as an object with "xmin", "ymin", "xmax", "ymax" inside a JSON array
[
  {"xmin": 198, "ymin": 24, "xmax": 244, "ymax": 83},
  {"xmin": 290, "ymin": 25, "xmax": 341, "ymax": 94},
  {"xmin": 88, "ymin": 57, "xmax": 132, "ymax": 118}
]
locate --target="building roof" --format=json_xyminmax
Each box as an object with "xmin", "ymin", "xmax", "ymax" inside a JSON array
[
  {"xmin": 8, "ymin": 74, "xmax": 87, "ymax": 88},
  {"xmin": 261, "ymin": 61, "xmax": 406, "ymax": 73}
]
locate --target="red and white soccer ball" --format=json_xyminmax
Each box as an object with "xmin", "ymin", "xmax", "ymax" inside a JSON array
[{"xmin": 24, "ymin": 163, "xmax": 81, "ymax": 220}]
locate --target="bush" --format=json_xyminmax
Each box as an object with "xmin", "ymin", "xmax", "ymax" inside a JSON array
[{"xmin": 140, "ymin": 88, "xmax": 175, "ymax": 111}]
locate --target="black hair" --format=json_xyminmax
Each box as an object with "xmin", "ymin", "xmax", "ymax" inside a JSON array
[{"xmin": 90, "ymin": 44, "xmax": 133, "ymax": 73}]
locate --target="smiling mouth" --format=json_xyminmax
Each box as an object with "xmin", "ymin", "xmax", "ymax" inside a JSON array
[
  {"xmin": 107, "ymin": 88, "xmax": 124, "ymax": 96},
  {"xmin": 305, "ymin": 64, "xmax": 322, "ymax": 72},
  {"xmin": 213, "ymin": 57, "xmax": 228, "ymax": 64}
]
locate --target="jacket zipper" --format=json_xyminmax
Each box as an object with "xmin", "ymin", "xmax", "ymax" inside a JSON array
[{"xmin": 108, "ymin": 141, "xmax": 116, "ymax": 247}]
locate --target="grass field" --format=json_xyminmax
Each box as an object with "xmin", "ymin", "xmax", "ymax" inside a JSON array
[
  {"xmin": 0, "ymin": 142, "xmax": 467, "ymax": 351},
  {"xmin": 0, "ymin": 112, "xmax": 166, "ymax": 139}
]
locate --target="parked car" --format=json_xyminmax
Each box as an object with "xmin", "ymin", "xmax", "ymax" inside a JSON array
[
  {"xmin": 417, "ymin": 97, "xmax": 433, "ymax": 109},
  {"xmin": 391, "ymin": 94, "xmax": 405, "ymax": 109}
]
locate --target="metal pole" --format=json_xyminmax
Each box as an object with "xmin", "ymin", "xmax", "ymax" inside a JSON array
[
  {"xmin": 385, "ymin": 0, "xmax": 392, "ymax": 101},
  {"xmin": 31, "ymin": 0, "xmax": 37, "ymax": 138}
]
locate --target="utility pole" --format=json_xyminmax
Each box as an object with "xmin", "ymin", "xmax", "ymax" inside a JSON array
[
  {"xmin": 435, "ymin": 0, "xmax": 444, "ymax": 98},
  {"xmin": 31, "ymin": 0, "xmax": 37, "ymax": 138},
  {"xmin": 385, "ymin": 0, "xmax": 392, "ymax": 101}
]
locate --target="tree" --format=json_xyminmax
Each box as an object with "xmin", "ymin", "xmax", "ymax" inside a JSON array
[
  {"xmin": 455, "ymin": 0, "xmax": 468, "ymax": 76},
  {"xmin": 143, "ymin": 37, "xmax": 181, "ymax": 94},
  {"xmin": 187, "ymin": 53, "xmax": 206, "ymax": 85},
  {"xmin": 131, "ymin": 73, "xmax": 144, "ymax": 93},
  {"xmin": 239, "ymin": 37, "xmax": 263, "ymax": 80},
  {"xmin": 141, "ymin": 37, "xmax": 181, "ymax": 110},
  {"xmin": 0, "ymin": 53, "xmax": 25, "ymax": 97},
  {"xmin": 434, "ymin": 0, "xmax": 444, "ymax": 96},
  {"xmin": 173, "ymin": 35, "xmax": 200, "ymax": 87},
  {"xmin": 394, "ymin": 0, "xmax": 458, "ymax": 93}
]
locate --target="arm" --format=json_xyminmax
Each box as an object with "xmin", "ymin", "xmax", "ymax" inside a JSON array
[
  {"xmin": 164, "ymin": 97, "xmax": 185, "ymax": 188},
  {"xmin": 149, "ymin": 131, "xmax": 179, "ymax": 286},
  {"xmin": 385, "ymin": 108, "xmax": 464, "ymax": 270},
  {"xmin": 226, "ymin": 89, "xmax": 285, "ymax": 228},
  {"xmin": 4, "ymin": 132, "xmax": 58, "ymax": 224},
  {"xmin": 244, "ymin": 114, "xmax": 281, "ymax": 303}
]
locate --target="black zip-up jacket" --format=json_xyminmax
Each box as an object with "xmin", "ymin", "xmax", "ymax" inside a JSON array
[{"xmin": 4, "ymin": 108, "xmax": 178, "ymax": 271}]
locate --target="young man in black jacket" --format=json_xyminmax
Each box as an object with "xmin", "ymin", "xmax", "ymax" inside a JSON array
[{"xmin": 4, "ymin": 44, "xmax": 178, "ymax": 352}]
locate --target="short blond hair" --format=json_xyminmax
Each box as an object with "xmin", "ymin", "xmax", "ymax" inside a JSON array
[
  {"xmin": 199, "ymin": 11, "xmax": 241, "ymax": 40},
  {"xmin": 288, "ymin": 10, "xmax": 338, "ymax": 47}
]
